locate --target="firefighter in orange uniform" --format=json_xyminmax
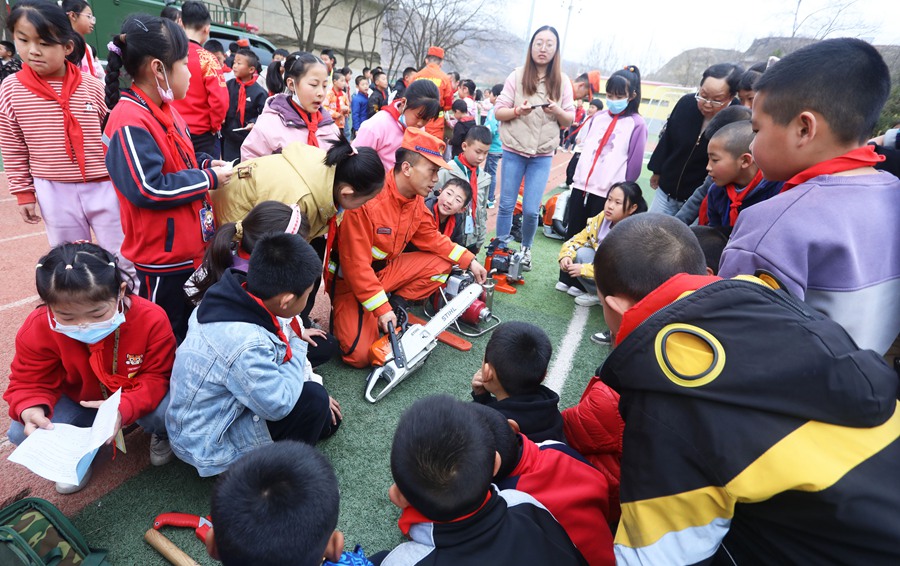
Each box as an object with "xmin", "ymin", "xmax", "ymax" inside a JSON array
[
  {"xmin": 328, "ymin": 128, "xmax": 488, "ymax": 368},
  {"xmin": 412, "ymin": 46, "xmax": 455, "ymax": 142}
]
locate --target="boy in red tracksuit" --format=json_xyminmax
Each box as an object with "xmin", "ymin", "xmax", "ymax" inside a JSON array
[{"xmin": 329, "ymin": 128, "xmax": 488, "ymax": 368}]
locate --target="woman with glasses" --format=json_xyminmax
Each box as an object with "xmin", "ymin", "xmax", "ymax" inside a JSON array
[
  {"xmin": 63, "ymin": 0, "xmax": 104, "ymax": 80},
  {"xmin": 647, "ymin": 63, "xmax": 743, "ymax": 215}
]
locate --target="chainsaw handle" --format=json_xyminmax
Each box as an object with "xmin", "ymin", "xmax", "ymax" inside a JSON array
[{"xmin": 387, "ymin": 321, "xmax": 406, "ymax": 368}]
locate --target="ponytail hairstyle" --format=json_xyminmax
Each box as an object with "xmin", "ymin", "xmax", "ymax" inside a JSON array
[
  {"xmin": 402, "ymin": 79, "xmax": 441, "ymax": 122},
  {"xmin": 267, "ymin": 51, "xmax": 326, "ymax": 96},
  {"xmin": 611, "ymin": 181, "xmax": 648, "ymax": 216},
  {"xmin": 192, "ymin": 201, "xmax": 308, "ymax": 301},
  {"xmin": 325, "ymin": 133, "xmax": 385, "ymax": 199},
  {"xmin": 36, "ymin": 242, "xmax": 132, "ymax": 306},
  {"xmin": 105, "ymin": 14, "xmax": 189, "ymax": 110},
  {"xmin": 7, "ymin": 0, "xmax": 77, "ymax": 53},
  {"xmin": 606, "ymin": 65, "xmax": 642, "ymax": 116}
]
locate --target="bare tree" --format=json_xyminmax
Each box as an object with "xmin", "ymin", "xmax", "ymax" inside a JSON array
[
  {"xmin": 278, "ymin": 0, "xmax": 345, "ymax": 52},
  {"xmin": 216, "ymin": 0, "xmax": 254, "ymax": 23},
  {"xmin": 342, "ymin": 0, "xmax": 395, "ymax": 68},
  {"xmin": 789, "ymin": 0, "xmax": 877, "ymax": 40},
  {"xmin": 585, "ymin": 39, "xmax": 624, "ymax": 77}
]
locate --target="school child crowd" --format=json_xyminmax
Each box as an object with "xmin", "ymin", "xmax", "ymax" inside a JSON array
[{"xmin": 2, "ymin": 0, "xmax": 900, "ymax": 563}]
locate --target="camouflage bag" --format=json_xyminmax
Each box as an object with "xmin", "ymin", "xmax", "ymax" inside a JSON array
[{"xmin": 0, "ymin": 498, "xmax": 108, "ymax": 565}]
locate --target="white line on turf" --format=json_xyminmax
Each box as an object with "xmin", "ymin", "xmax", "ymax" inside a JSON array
[
  {"xmin": 0, "ymin": 231, "xmax": 46, "ymax": 244},
  {"xmin": 545, "ymin": 304, "xmax": 591, "ymax": 394},
  {"xmin": 0, "ymin": 295, "xmax": 40, "ymax": 312}
]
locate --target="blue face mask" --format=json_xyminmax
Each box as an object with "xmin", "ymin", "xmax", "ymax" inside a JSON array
[
  {"xmin": 49, "ymin": 302, "xmax": 126, "ymax": 345},
  {"xmin": 398, "ymin": 113, "xmax": 407, "ymax": 127},
  {"xmin": 607, "ymin": 98, "xmax": 629, "ymax": 115}
]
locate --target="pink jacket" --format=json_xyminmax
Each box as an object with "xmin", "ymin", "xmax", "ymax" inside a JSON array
[
  {"xmin": 352, "ymin": 103, "xmax": 404, "ymax": 171},
  {"xmin": 241, "ymin": 94, "xmax": 340, "ymax": 160},
  {"xmin": 572, "ymin": 111, "xmax": 648, "ymax": 198}
]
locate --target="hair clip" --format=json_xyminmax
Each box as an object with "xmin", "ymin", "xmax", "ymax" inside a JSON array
[
  {"xmin": 107, "ymin": 41, "xmax": 122, "ymax": 56},
  {"xmin": 132, "ymin": 18, "xmax": 149, "ymax": 32},
  {"xmin": 350, "ymin": 145, "xmax": 359, "ymax": 156},
  {"xmin": 108, "ymin": 261, "xmax": 115, "ymax": 267},
  {"xmin": 65, "ymin": 264, "xmax": 73, "ymax": 270},
  {"xmin": 233, "ymin": 220, "xmax": 244, "ymax": 243},
  {"xmin": 35, "ymin": 263, "xmax": 43, "ymax": 269},
  {"xmin": 286, "ymin": 204, "xmax": 303, "ymax": 235}
]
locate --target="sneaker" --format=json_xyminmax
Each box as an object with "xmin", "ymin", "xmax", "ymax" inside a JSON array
[
  {"xmin": 56, "ymin": 466, "xmax": 92, "ymax": 494},
  {"xmin": 567, "ymin": 286, "xmax": 585, "ymax": 297},
  {"xmin": 149, "ymin": 434, "xmax": 174, "ymax": 466},
  {"xmin": 591, "ymin": 330, "xmax": 612, "ymax": 345},
  {"xmin": 555, "ymin": 281, "xmax": 570, "ymax": 293},
  {"xmin": 521, "ymin": 247, "xmax": 532, "ymax": 272},
  {"xmin": 575, "ymin": 293, "xmax": 601, "ymax": 307},
  {"xmin": 487, "ymin": 200, "xmax": 495, "ymax": 209}
]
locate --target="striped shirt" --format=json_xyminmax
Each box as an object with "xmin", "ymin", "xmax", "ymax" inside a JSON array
[{"xmin": 0, "ymin": 73, "xmax": 109, "ymax": 205}]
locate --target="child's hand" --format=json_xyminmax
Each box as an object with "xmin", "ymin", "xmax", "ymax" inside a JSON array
[
  {"xmin": 341, "ymin": 106, "xmax": 350, "ymax": 115},
  {"xmin": 328, "ymin": 396, "xmax": 342, "ymax": 425},
  {"xmin": 559, "ymin": 257, "xmax": 573, "ymax": 270},
  {"xmin": 649, "ymin": 174, "xmax": 660, "ymax": 189},
  {"xmin": 301, "ymin": 326, "xmax": 327, "ymax": 346},
  {"xmin": 566, "ymin": 263, "xmax": 583, "ymax": 278},
  {"xmin": 79, "ymin": 400, "xmax": 122, "ymax": 445},
  {"xmin": 19, "ymin": 203, "xmax": 41, "ymax": 224},
  {"xmin": 20, "ymin": 406, "xmax": 53, "ymax": 436},
  {"xmin": 212, "ymin": 165, "xmax": 234, "ymax": 186},
  {"xmin": 472, "ymin": 369, "xmax": 487, "ymax": 395}
]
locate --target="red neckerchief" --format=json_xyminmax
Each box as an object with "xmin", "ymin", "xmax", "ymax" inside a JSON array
[
  {"xmin": 18, "ymin": 60, "xmax": 87, "ymax": 180},
  {"xmin": 88, "ymin": 333, "xmax": 133, "ymax": 394},
  {"xmin": 616, "ymin": 274, "xmax": 720, "ymax": 346},
  {"xmin": 131, "ymin": 85, "xmax": 198, "ymax": 169},
  {"xmin": 430, "ymin": 199, "xmax": 456, "ymax": 237},
  {"xmin": 235, "ymin": 75, "xmax": 258, "ymax": 126},
  {"xmin": 456, "ymin": 155, "xmax": 478, "ymax": 219},
  {"xmin": 381, "ymin": 99, "xmax": 404, "ymax": 127},
  {"xmin": 564, "ymin": 113, "xmax": 593, "ymax": 143},
  {"xmin": 458, "ymin": 115, "xmax": 475, "ymax": 123},
  {"xmin": 84, "ymin": 44, "xmax": 96, "ymax": 78},
  {"xmin": 397, "ymin": 491, "xmax": 492, "ymax": 537},
  {"xmin": 698, "ymin": 196, "xmax": 709, "ymax": 226},
  {"xmin": 288, "ymin": 98, "xmax": 321, "ymax": 147},
  {"xmin": 583, "ymin": 112, "xmax": 620, "ymax": 189},
  {"xmin": 779, "ymin": 145, "xmax": 884, "ymax": 193},
  {"xmin": 331, "ymin": 85, "xmax": 344, "ymax": 114},
  {"xmin": 724, "ymin": 169, "xmax": 764, "ymax": 226},
  {"xmin": 239, "ymin": 282, "xmax": 300, "ymax": 363}
]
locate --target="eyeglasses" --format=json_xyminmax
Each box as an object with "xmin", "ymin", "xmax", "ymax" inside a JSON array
[
  {"xmin": 77, "ymin": 13, "xmax": 97, "ymax": 23},
  {"xmin": 695, "ymin": 93, "xmax": 728, "ymax": 107}
]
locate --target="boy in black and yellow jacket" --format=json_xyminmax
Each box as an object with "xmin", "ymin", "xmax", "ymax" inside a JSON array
[{"xmin": 590, "ymin": 214, "xmax": 900, "ymax": 565}]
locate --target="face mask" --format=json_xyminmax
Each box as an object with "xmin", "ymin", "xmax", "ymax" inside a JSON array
[
  {"xmin": 49, "ymin": 302, "xmax": 126, "ymax": 345},
  {"xmin": 156, "ymin": 65, "xmax": 174, "ymax": 104},
  {"xmin": 398, "ymin": 113, "xmax": 407, "ymax": 127},
  {"xmin": 607, "ymin": 98, "xmax": 628, "ymax": 115}
]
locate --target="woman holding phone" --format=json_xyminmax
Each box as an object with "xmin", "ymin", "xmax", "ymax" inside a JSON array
[{"xmin": 493, "ymin": 25, "xmax": 575, "ymax": 270}]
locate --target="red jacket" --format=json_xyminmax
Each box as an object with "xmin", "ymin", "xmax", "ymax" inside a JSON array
[
  {"xmin": 562, "ymin": 376, "xmax": 625, "ymax": 520},
  {"xmin": 334, "ymin": 171, "xmax": 474, "ymax": 317},
  {"xmin": 4, "ymin": 297, "xmax": 176, "ymax": 426},
  {"xmin": 104, "ymin": 89, "xmax": 218, "ymax": 273},
  {"xmin": 171, "ymin": 41, "xmax": 228, "ymax": 135},
  {"xmin": 412, "ymin": 63, "xmax": 455, "ymax": 140},
  {"xmin": 498, "ymin": 434, "xmax": 615, "ymax": 566}
]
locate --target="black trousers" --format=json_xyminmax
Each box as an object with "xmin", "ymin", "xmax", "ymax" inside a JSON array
[
  {"xmin": 266, "ymin": 381, "xmax": 339, "ymax": 444},
  {"xmin": 565, "ymin": 152, "xmax": 581, "ymax": 186},
  {"xmin": 559, "ymin": 188, "xmax": 606, "ymax": 290},
  {"xmin": 301, "ymin": 236, "xmax": 328, "ymax": 325},
  {"xmin": 135, "ymin": 268, "xmax": 194, "ymax": 343},
  {"xmin": 190, "ymin": 131, "xmax": 220, "ymax": 160}
]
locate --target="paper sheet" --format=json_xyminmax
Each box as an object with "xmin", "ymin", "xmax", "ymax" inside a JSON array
[{"xmin": 8, "ymin": 389, "xmax": 122, "ymax": 485}]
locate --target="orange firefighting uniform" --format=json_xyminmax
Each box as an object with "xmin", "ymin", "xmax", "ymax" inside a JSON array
[
  {"xmin": 328, "ymin": 170, "xmax": 475, "ymax": 368},
  {"xmin": 411, "ymin": 63, "xmax": 455, "ymax": 141}
]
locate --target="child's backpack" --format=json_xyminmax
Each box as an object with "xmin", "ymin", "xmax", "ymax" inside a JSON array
[{"xmin": 0, "ymin": 498, "xmax": 108, "ymax": 565}]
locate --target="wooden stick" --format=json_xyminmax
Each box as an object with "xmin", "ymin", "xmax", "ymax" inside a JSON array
[{"xmin": 144, "ymin": 528, "xmax": 201, "ymax": 566}]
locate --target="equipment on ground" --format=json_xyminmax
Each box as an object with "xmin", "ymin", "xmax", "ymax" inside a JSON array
[
  {"xmin": 484, "ymin": 238, "xmax": 526, "ymax": 294},
  {"xmin": 424, "ymin": 268, "xmax": 501, "ymax": 337}
]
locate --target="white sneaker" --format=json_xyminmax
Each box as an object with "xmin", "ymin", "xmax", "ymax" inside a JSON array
[
  {"xmin": 149, "ymin": 434, "xmax": 174, "ymax": 466},
  {"xmin": 567, "ymin": 286, "xmax": 585, "ymax": 297},
  {"xmin": 575, "ymin": 293, "xmax": 601, "ymax": 307},
  {"xmin": 56, "ymin": 466, "xmax": 93, "ymax": 494},
  {"xmin": 555, "ymin": 282, "xmax": 570, "ymax": 293},
  {"xmin": 521, "ymin": 247, "xmax": 532, "ymax": 272},
  {"xmin": 591, "ymin": 330, "xmax": 612, "ymax": 345}
]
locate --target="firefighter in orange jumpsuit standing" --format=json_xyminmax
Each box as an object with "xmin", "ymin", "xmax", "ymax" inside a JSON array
[
  {"xmin": 328, "ymin": 128, "xmax": 488, "ymax": 368},
  {"xmin": 412, "ymin": 46, "xmax": 455, "ymax": 142}
]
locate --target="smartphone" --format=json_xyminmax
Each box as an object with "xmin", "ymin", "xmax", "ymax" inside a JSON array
[{"xmin": 531, "ymin": 103, "xmax": 551, "ymax": 108}]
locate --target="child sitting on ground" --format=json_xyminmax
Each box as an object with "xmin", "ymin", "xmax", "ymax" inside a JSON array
[
  {"xmin": 373, "ymin": 395, "xmax": 587, "ymax": 565},
  {"xmin": 594, "ymin": 213, "xmax": 900, "ymax": 564},
  {"xmin": 700, "ymin": 121, "xmax": 781, "ymax": 230},
  {"xmin": 167, "ymin": 233, "xmax": 341, "ymax": 477},
  {"xmin": 471, "ymin": 403, "xmax": 614, "ymax": 566},
  {"xmin": 719, "ymin": 38, "xmax": 900, "ymax": 356},
  {"xmin": 436, "ymin": 125, "xmax": 492, "ymax": 252},
  {"xmin": 424, "ymin": 178, "xmax": 471, "ymax": 248},
  {"xmin": 471, "ymin": 321, "xmax": 565, "ymax": 444},
  {"xmin": 222, "ymin": 48, "xmax": 268, "ymax": 161},
  {"xmin": 449, "ymin": 99, "xmax": 476, "ymax": 157},
  {"xmin": 207, "ymin": 441, "xmax": 348, "ymax": 566}
]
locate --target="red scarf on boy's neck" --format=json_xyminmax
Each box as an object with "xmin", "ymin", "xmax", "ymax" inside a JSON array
[
  {"xmin": 235, "ymin": 75, "xmax": 258, "ymax": 126},
  {"xmin": 131, "ymin": 84, "xmax": 198, "ymax": 169},
  {"xmin": 397, "ymin": 492, "xmax": 492, "ymax": 537},
  {"xmin": 17, "ymin": 60, "xmax": 87, "ymax": 181},
  {"xmin": 455, "ymin": 154, "xmax": 478, "ymax": 219},
  {"xmin": 289, "ymin": 98, "xmax": 321, "ymax": 147},
  {"xmin": 724, "ymin": 169, "xmax": 764, "ymax": 226},
  {"xmin": 582, "ymin": 112, "xmax": 620, "ymax": 189},
  {"xmin": 779, "ymin": 145, "xmax": 884, "ymax": 193},
  {"xmin": 240, "ymin": 282, "xmax": 303, "ymax": 364}
]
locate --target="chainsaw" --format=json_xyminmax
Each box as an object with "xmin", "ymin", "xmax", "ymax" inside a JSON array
[
  {"xmin": 365, "ymin": 283, "xmax": 483, "ymax": 403},
  {"xmin": 423, "ymin": 268, "xmax": 501, "ymax": 337},
  {"xmin": 484, "ymin": 238, "xmax": 526, "ymax": 294}
]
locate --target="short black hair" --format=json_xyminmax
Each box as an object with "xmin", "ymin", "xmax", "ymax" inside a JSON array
[
  {"xmin": 228, "ymin": 41, "xmax": 239, "ymax": 53},
  {"xmin": 704, "ymin": 105, "xmax": 751, "ymax": 140},
  {"xmin": 701, "ymin": 63, "xmax": 744, "ymax": 96},
  {"xmin": 235, "ymin": 47, "xmax": 259, "ymax": 72},
  {"xmin": 484, "ymin": 321, "xmax": 552, "ymax": 396},
  {"xmin": 738, "ymin": 69, "xmax": 761, "ymax": 92},
  {"xmin": 180, "ymin": 0, "xmax": 211, "ymax": 29},
  {"xmin": 403, "ymin": 79, "xmax": 441, "ymax": 121},
  {"xmin": 354, "ymin": 74, "xmax": 367, "ymax": 87},
  {"xmin": 754, "ymin": 38, "xmax": 891, "ymax": 144},
  {"xmin": 449, "ymin": 71, "xmax": 460, "ymax": 82},
  {"xmin": 440, "ymin": 177, "xmax": 472, "ymax": 205},
  {"xmin": 464, "ymin": 125, "xmax": 492, "ymax": 146},
  {"xmin": 460, "ymin": 79, "xmax": 476, "ymax": 95},
  {"xmin": 204, "ymin": 39, "xmax": 225, "ymax": 55},
  {"xmin": 372, "ymin": 69, "xmax": 386, "ymax": 82},
  {"xmin": 0, "ymin": 40, "xmax": 14, "ymax": 55},
  {"xmin": 160, "ymin": 5, "xmax": 181, "ymax": 22},
  {"xmin": 246, "ymin": 233, "xmax": 320, "ymax": 300},
  {"xmin": 710, "ymin": 121, "xmax": 754, "ymax": 159},
  {"xmin": 210, "ymin": 442, "xmax": 339, "ymax": 566},
  {"xmin": 393, "ymin": 148, "xmax": 423, "ymax": 173},
  {"xmin": 490, "ymin": 83, "xmax": 503, "ymax": 97},
  {"xmin": 273, "ymin": 48, "xmax": 290, "ymax": 58},
  {"xmin": 391, "ymin": 396, "xmax": 495, "ymax": 521},
  {"xmin": 362, "ymin": 66, "xmax": 371, "ymax": 74},
  {"xmin": 451, "ymin": 98, "xmax": 468, "ymax": 113},
  {"xmin": 402, "ymin": 66, "xmax": 417, "ymax": 78},
  {"xmin": 690, "ymin": 226, "xmax": 729, "ymax": 275},
  {"xmin": 594, "ymin": 214, "xmax": 707, "ymax": 302},
  {"xmin": 320, "ymin": 48, "xmax": 335, "ymax": 61},
  {"xmin": 589, "ymin": 98, "xmax": 604, "ymax": 111},
  {"xmin": 468, "ymin": 403, "xmax": 519, "ymax": 481}
]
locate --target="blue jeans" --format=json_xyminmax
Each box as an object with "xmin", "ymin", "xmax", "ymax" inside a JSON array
[
  {"xmin": 6, "ymin": 393, "xmax": 170, "ymax": 446},
  {"xmin": 495, "ymin": 151, "xmax": 553, "ymax": 248},
  {"xmin": 649, "ymin": 189, "xmax": 685, "ymax": 216},
  {"xmin": 485, "ymin": 153, "xmax": 502, "ymax": 202}
]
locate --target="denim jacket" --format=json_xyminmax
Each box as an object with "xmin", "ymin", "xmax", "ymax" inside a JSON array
[{"xmin": 166, "ymin": 269, "xmax": 309, "ymax": 477}]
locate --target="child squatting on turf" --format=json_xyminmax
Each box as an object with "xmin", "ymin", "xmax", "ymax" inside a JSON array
[
  {"xmin": 471, "ymin": 321, "xmax": 566, "ymax": 444},
  {"xmin": 166, "ymin": 233, "xmax": 341, "ymax": 477},
  {"xmin": 590, "ymin": 213, "xmax": 900, "ymax": 564}
]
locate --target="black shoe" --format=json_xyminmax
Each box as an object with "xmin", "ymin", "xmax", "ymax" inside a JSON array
[{"xmin": 591, "ymin": 331, "xmax": 612, "ymax": 345}]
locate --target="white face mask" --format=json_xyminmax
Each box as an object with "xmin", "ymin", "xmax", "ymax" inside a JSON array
[{"xmin": 155, "ymin": 65, "xmax": 174, "ymax": 104}]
